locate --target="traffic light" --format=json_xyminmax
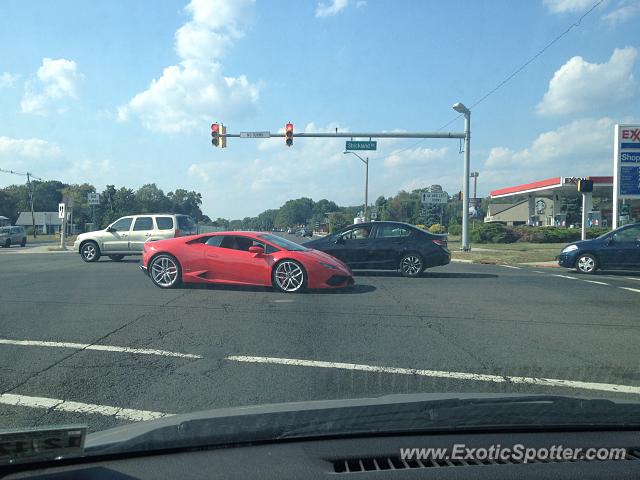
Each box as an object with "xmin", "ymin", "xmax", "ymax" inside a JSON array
[
  {"xmin": 577, "ymin": 179, "xmax": 593, "ymax": 193},
  {"xmin": 285, "ymin": 122, "xmax": 293, "ymax": 147},
  {"xmin": 211, "ymin": 123, "xmax": 220, "ymax": 147}
]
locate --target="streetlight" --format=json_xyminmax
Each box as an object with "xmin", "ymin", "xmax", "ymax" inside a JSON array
[
  {"xmin": 453, "ymin": 102, "xmax": 471, "ymax": 251},
  {"xmin": 343, "ymin": 151, "xmax": 369, "ymax": 221}
]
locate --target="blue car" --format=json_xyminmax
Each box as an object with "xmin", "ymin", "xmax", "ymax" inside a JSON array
[{"xmin": 558, "ymin": 223, "xmax": 640, "ymax": 274}]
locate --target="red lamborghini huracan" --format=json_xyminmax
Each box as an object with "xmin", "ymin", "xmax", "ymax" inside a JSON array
[{"xmin": 140, "ymin": 232, "xmax": 354, "ymax": 293}]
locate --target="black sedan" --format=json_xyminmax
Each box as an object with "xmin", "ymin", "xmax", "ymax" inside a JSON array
[
  {"xmin": 558, "ymin": 223, "xmax": 640, "ymax": 274},
  {"xmin": 304, "ymin": 221, "xmax": 450, "ymax": 277}
]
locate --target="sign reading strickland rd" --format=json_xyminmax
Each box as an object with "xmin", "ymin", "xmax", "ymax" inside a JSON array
[
  {"xmin": 614, "ymin": 125, "xmax": 640, "ymax": 199},
  {"xmin": 240, "ymin": 131, "xmax": 270, "ymax": 138},
  {"xmin": 346, "ymin": 140, "xmax": 377, "ymax": 151},
  {"xmin": 421, "ymin": 192, "xmax": 448, "ymax": 204}
]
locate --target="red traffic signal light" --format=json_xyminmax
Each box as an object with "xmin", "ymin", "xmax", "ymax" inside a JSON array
[
  {"xmin": 285, "ymin": 122, "xmax": 293, "ymax": 147},
  {"xmin": 211, "ymin": 123, "xmax": 220, "ymax": 147}
]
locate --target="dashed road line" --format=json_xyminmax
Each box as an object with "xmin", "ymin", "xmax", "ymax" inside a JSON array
[
  {"xmin": 552, "ymin": 274, "xmax": 578, "ymax": 280},
  {"xmin": 226, "ymin": 356, "xmax": 640, "ymax": 396},
  {"xmin": 620, "ymin": 287, "xmax": 640, "ymax": 294},
  {"xmin": 582, "ymin": 280, "xmax": 609, "ymax": 286},
  {"xmin": 532, "ymin": 270, "xmax": 546, "ymax": 274},
  {"xmin": 500, "ymin": 265, "xmax": 521, "ymax": 269},
  {"xmin": 0, "ymin": 338, "xmax": 202, "ymax": 359},
  {"xmin": 0, "ymin": 393, "xmax": 171, "ymax": 421}
]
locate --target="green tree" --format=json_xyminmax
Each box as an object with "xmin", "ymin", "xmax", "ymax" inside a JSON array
[{"xmin": 135, "ymin": 183, "xmax": 170, "ymax": 213}]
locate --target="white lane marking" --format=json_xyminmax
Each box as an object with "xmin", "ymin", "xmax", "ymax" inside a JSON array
[
  {"xmin": 500, "ymin": 265, "xmax": 521, "ymax": 269},
  {"xmin": 625, "ymin": 277, "xmax": 640, "ymax": 281},
  {"xmin": 273, "ymin": 299, "xmax": 294, "ymax": 303},
  {"xmin": 552, "ymin": 274, "xmax": 578, "ymax": 280},
  {"xmin": 582, "ymin": 280, "xmax": 609, "ymax": 286},
  {"xmin": 0, "ymin": 393, "xmax": 171, "ymax": 422},
  {"xmin": 532, "ymin": 270, "xmax": 546, "ymax": 274},
  {"xmin": 0, "ymin": 339, "xmax": 201, "ymax": 359},
  {"xmin": 227, "ymin": 356, "xmax": 640, "ymax": 396},
  {"xmin": 620, "ymin": 287, "xmax": 640, "ymax": 294}
]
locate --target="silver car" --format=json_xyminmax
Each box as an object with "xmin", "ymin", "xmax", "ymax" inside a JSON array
[
  {"xmin": 73, "ymin": 214, "xmax": 197, "ymax": 262},
  {"xmin": 0, "ymin": 226, "xmax": 27, "ymax": 248}
]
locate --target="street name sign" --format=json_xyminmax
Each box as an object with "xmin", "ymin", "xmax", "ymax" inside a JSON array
[
  {"xmin": 346, "ymin": 140, "xmax": 377, "ymax": 151},
  {"xmin": 421, "ymin": 192, "xmax": 448, "ymax": 204},
  {"xmin": 240, "ymin": 131, "xmax": 270, "ymax": 138}
]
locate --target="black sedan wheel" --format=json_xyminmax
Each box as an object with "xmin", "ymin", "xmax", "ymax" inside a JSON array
[
  {"xmin": 400, "ymin": 253, "xmax": 423, "ymax": 277},
  {"xmin": 150, "ymin": 254, "xmax": 182, "ymax": 288},
  {"xmin": 108, "ymin": 254, "xmax": 125, "ymax": 261},
  {"xmin": 20, "ymin": 238, "xmax": 26, "ymax": 247},
  {"xmin": 81, "ymin": 242, "xmax": 100, "ymax": 262},
  {"xmin": 576, "ymin": 253, "xmax": 598, "ymax": 274}
]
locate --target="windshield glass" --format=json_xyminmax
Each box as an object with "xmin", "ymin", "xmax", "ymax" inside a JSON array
[
  {"xmin": 259, "ymin": 233, "xmax": 308, "ymax": 251},
  {"xmin": 1, "ymin": 0, "xmax": 639, "ymax": 468}
]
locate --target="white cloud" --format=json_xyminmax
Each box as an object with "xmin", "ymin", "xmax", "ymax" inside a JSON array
[
  {"xmin": 384, "ymin": 147, "xmax": 448, "ymax": 168},
  {"xmin": 544, "ymin": 0, "xmax": 598, "ymax": 13},
  {"xmin": 316, "ymin": 0, "xmax": 349, "ymax": 17},
  {"xmin": 0, "ymin": 72, "xmax": 20, "ymax": 88},
  {"xmin": 536, "ymin": 46, "xmax": 638, "ymax": 116},
  {"xmin": 481, "ymin": 117, "xmax": 640, "ymax": 191},
  {"xmin": 0, "ymin": 136, "xmax": 62, "ymax": 159},
  {"xmin": 602, "ymin": 0, "xmax": 640, "ymax": 24},
  {"xmin": 118, "ymin": 0, "xmax": 259, "ymax": 134},
  {"xmin": 20, "ymin": 58, "xmax": 83, "ymax": 115}
]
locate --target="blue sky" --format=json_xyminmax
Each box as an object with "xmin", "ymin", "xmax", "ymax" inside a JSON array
[{"xmin": 0, "ymin": 0, "xmax": 638, "ymax": 218}]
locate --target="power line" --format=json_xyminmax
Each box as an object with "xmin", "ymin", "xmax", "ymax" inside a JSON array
[
  {"xmin": 436, "ymin": 0, "xmax": 604, "ymax": 132},
  {"xmin": 374, "ymin": 0, "xmax": 604, "ymax": 161},
  {"xmin": 0, "ymin": 168, "xmax": 43, "ymax": 181}
]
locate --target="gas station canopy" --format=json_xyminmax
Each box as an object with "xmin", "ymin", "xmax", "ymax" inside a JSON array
[{"xmin": 491, "ymin": 176, "xmax": 613, "ymax": 199}]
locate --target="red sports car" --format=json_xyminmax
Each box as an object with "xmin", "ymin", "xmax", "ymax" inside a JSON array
[{"xmin": 140, "ymin": 232, "xmax": 354, "ymax": 293}]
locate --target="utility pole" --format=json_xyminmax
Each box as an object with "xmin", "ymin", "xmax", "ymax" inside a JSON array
[
  {"xmin": 26, "ymin": 172, "xmax": 37, "ymax": 238},
  {"xmin": 0, "ymin": 168, "xmax": 41, "ymax": 238},
  {"xmin": 343, "ymin": 151, "xmax": 369, "ymax": 221},
  {"xmin": 453, "ymin": 103, "xmax": 471, "ymax": 251}
]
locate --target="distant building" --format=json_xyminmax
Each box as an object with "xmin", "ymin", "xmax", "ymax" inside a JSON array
[
  {"xmin": 0, "ymin": 216, "xmax": 10, "ymax": 227},
  {"xmin": 15, "ymin": 212, "xmax": 62, "ymax": 234},
  {"xmin": 484, "ymin": 198, "xmax": 554, "ymax": 226}
]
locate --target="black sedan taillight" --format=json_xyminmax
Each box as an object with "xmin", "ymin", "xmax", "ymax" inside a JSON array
[{"xmin": 432, "ymin": 238, "xmax": 447, "ymax": 248}]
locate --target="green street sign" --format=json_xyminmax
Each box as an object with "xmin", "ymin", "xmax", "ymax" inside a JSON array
[{"xmin": 346, "ymin": 140, "xmax": 377, "ymax": 151}]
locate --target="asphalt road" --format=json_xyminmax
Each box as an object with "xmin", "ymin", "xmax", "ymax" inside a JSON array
[{"xmin": 1, "ymin": 239, "xmax": 640, "ymax": 434}]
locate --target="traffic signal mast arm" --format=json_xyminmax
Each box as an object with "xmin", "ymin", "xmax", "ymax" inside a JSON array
[{"xmin": 218, "ymin": 131, "xmax": 466, "ymax": 139}]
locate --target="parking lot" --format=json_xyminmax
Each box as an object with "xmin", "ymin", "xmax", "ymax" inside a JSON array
[{"xmin": 1, "ymin": 242, "xmax": 640, "ymax": 434}]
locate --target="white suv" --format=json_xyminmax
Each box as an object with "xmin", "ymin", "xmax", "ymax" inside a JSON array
[{"xmin": 74, "ymin": 214, "xmax": 197, "ymax": 262}]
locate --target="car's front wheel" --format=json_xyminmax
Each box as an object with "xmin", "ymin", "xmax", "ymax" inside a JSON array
[
  {"xmin": 576, "ymin": 253, "xmax": 598, "ymax": 274},
  {"xmin": 272, "ymin": 260, "xmax": 306, "ymax": 293},
  {"xmin": 80, "ymin": 241, "xmax": 100, "ymax": 262},
  {"xmin": 2, "ymin": 239, "xmax": 10, "ymax": 248},
  {"xmin": 149, "ymin": 254, "xmax": 182, "ymax": 289},
  {"xmin": 108, "ymin": 254, "xmax": 124, "ymax": 261},
  {"xmin": 400, "ymin": 253, "xmax": 423, "ymax": 277},
  {"xmin": 20, "ymin": 238, "xmax": 26, "ymax": 247}
]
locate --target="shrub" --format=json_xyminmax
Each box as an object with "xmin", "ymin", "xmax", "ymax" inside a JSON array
[
  {"xmin": 586, "ymin": 227, "xmax": 610, "ymax": 239},
  {"xmin": 471, "ymin": 223, "xmax": 517, "ymax": 243},
  {"xmin": 448, "ymin": 224, "xmax": 462, "ymax": 235},
  {"xmin": 428, "ymin": 223, "xmax": 447, "ymax": 234}
]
